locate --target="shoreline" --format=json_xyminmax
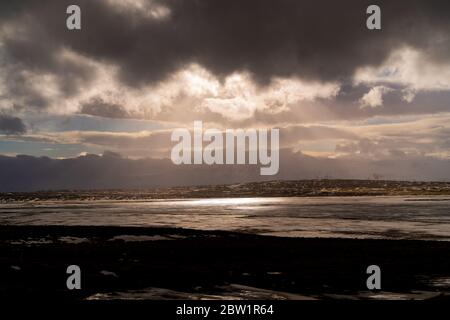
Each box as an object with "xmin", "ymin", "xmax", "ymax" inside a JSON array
[
  {"xmin": 2, "ymin": 180, "xmax": 450, "ymax": 202},
  {"xmin": 2, "ymin": 194, "xmax": 450, "ymax": 204}
]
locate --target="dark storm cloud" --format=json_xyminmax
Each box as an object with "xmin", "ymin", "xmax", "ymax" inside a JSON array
[
  {"xmin": 1, "ymin": 0, "xmax": 450, "ymax": 92},
  {"xmin": 0, "ymin": 114, "xmax": 26, "ymax": 135},
  {"xmin": 80, "ymin": 97, "xmax": 130, "ymax": 119}
]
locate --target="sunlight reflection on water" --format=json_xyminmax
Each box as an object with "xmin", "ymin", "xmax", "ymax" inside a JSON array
[{"xmin": 0, "ymin": 196, "xmax": 449, "ymax": 240}]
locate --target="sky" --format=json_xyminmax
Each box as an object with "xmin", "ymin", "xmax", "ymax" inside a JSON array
[{"xmin": 1, "ymin": 0, "xmax": 450, "ymax": 189}]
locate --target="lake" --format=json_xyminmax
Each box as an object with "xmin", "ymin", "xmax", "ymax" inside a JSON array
[{"xmin": 1, "ymin": 195, "xmax": 449, "ymax": 240}]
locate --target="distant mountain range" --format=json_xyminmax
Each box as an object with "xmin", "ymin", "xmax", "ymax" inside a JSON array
[{"xmin": 1, "ymin": 150, "xmax": 450, "ymax": 192}]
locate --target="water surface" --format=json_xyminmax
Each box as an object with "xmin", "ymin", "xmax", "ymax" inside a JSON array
[{"xmin": 1, "ymin": 196, "xmax": 449, "ymax": 240}]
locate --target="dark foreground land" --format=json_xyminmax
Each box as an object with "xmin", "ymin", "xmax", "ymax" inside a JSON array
[{"xmin": 0, "ymin": 226, "xmax": 449, "ymax": 300}]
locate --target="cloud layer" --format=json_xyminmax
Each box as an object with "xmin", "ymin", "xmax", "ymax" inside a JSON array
[
  {"xmin": 0, "ymin": 0, "xmax": 450, "ymax": 184},
  {"xmin": 1, "ymin": 0, "xmax": 450, "ymax": 116}
]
